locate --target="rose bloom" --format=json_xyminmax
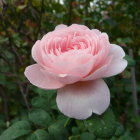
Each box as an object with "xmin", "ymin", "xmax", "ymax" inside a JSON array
[{"xmin": 24, "ymin": 24, "xmax": 127, "ymax": 119}]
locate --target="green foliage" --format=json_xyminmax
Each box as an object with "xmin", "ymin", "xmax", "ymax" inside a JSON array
[
  {"xmin": 0, "ymin": 0, "xmax": 139, "ymax": 139},
  {"xmin": 48, "ymin": 120, "xmax": 68, "ymax": 140},
  {"xmin": 86, "ymin": 108, "xmax": 117, "ymax": 139},
  {"xmin": 119, "ymin": 132, "xmax": 135, "ymax": 140},
  {"xmin": 28, "ymin": 109, "xmax": 52, "ymax": 127},
  {"xmin": 114, "ymin": 122, "xmax": 125, "ymax": 137},
  {"xmin": 0, "ymin": 116, "xmax": 6, "ymax": 134},
  {"xmin": 116, "ymin": 37, "xmax": 133, "ymax": 44},
  {"xmin": 71, "ymin": 127, "xmax": 79, "ymax": 135},
  {"xmin": 124, "ymin": 55, "xmax": 135, "ymax": 67},
  {"xmin": 31, "ymin": 89, "xmax": 57, "ymax": 111},
  {"xmin": 26, "ymin": 129, "xmax": 52, "ymax": 140},
  {"xmin": 80, "ymin": 132, "xmax": 95, "ymax": 140},
  {"xmin": 31, "ymin": 96, "xmax": 49, "ymax": 111},
  {"xmin": 0, "ymin": 120, "xmax": 31, "ymax": 140}
]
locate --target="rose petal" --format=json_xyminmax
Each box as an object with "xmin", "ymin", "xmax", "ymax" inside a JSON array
[
  {"xmin": 24, "ymin": 64, "xmax": 64, "ymax": 89},
  {"xmin": 103, "ymin": 59, "xmax": 127, "ymax": 77},
  {"xmin": 31, "ymin": 40, "xmax": 41, "ymax": 62},
  {"xmin": 103, "ymin": 44, "xmax": 127, "ymax": 77},
  {"xmin": 91, "ymin": 29, "xmax": 101, "ymax": 35},
  {"xmin": 55, "ymin": 24, "xmax": 67, "ymax": 30},
  {"xmin": 82, "ymin": 56, "xmax": 112, "ymax": 81},
  {"xmin": 82, "ymin": 44, "xmax": 127, "ymax": 80},
  {"xmin": 70, "ymin": 24, "xmax": 89, "ymax": 30},
  {"xmin": 68, "ymin": 57, "xmax": 95, "ymax": 77},
  {"xmin": 50, "ymin": 50, "xmax": 93, "ymax": 75},
  {"xmin": 31, "ymin": 40, "xmax": 49, "ymax": 67},
  {"xmin": 41, "ymin": 69, "xmax": 82, "ymax": 85},
  {"xmin": 110, "ymin": 44, "xmax": 125, "ymax": 59},
  {"xmin": 56, "ymin": 79, "xmax": 110, "ymax": 119},
  {"xmin": 57, "ymin": 74, "xmax": 82, "ymax": 84}
]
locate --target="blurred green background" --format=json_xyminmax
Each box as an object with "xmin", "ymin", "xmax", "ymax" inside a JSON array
[{"xmin": 0, "ymin": 0, "xmax": 140, "ymax": 140}]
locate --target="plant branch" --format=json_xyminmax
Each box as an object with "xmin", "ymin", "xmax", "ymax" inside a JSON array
[
  {"xmin": 128, "ymin": 48, "xmax": 139, "ymax": 128},
  {"xmin": 0, "ymin": 85, "xmax": 9, "ymax": 126},
  {"xmin": 19, "ymin": 84, "xmax": 31, "ymax": 111}
]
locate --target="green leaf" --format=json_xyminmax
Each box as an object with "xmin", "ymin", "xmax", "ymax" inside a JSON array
[
  {"xmin": 115, "ymin": 122, "xmax": 124, "ymax": 137},
  {"xmin": 123, "ymin": 37, "xmax": 133, "ymax": 44},
  {"xmin": 26, "ymin": 129, "xmax": 52, "ymax": 140},
  {"xmin": 17, "ymin": 5, "xmax": 27, "ymax": 10},
  {"xmin": 0, "ymin": 117, "xmax": 6, "ymax": 135},
  {"xmin": 28, "ymin": 109, "xmax": 51, "ymax": 127},
  {"xmin": 110, "ymin": 136, "xmax": 118, "ymax": 140},
  {"xmin": 31, "ymin": 0, "xmax": 41, "ymax": 7},
  {"xmin": 31, "ymin": 96, "xmax": 50, "ymax": 111},
  {"xmin": 0, "ymin": 37, "xmax": 8, "ymax": 43},
  {"xmin": 31, "ymin": 88, "xmax": 56, "ymax": 98},
  {"xmin": 31, "ymin": 89, "xmax": 58, "ymax": 111},
  {"xmin": 119, "ymin": 132, "xmax": 135, "ymax": 140},
  {"xmin": 80, "ymin": 132, "xmax": 95, "ymax": 140},
  {"xmin": 124, "ymin": 55, "xmax": 135, "ymax": 67},
  {"xmin": 0, "ymin": 120, "xmax": 31, "ymax": 140},
  {"xmin": 86, "ymin": 108, "xmax": 117, "ymax": 139},
  {"xmin": 0, "ymin": 120, "xmax": 5, "ymax": 128},
  {"xmin": 69, "ymin": 135, "xmax": 80, "ymax": 140},
  {"xmin": 48, "ymin": 121, "xmax": 68, "ymax": 140},
  {"xmin": 75, "ymin": 120, "xmax": 86, "ymax": 132},
  {"xmin": 116, "ymin": 37, "xmax": 133, "ymax": 44},
  {"xmin": 71, "ymin": 127, "xmax": 79, "ymax": 135}
]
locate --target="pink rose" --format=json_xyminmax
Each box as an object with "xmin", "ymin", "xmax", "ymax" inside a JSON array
[{"xmin": 24, "ymin": 24, "xmax": 127, "ymax": 119}]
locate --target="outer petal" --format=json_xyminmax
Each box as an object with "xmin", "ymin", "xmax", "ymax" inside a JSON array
[
  {"xmin": 55, "ymin": 24, "xmax": 67, "ymax": 30},
  {"xmin": 82, "ymin": 56, "xmax": 112, "ymax": 81},
  {"xmin": 50, "ymin": 50, "xmax": 95, "ymax": 77},
  {"xmin": 57, "ymin": 74, "xmax": 82, "ymax": 84},
  {"xmin": 67, "ymin": 55, "xmax": 96, "ymax": 77},
  {"xmin": 56, "ymin": 79, "xmax": 110, "ymax": 120},
  {"xmin": 41, "ymin": 69, "xmax": 82, "ymax": 85},
  {"xmin": 109, "ymin": 44, "xmax": 125, "ymax": 59},
  {"xmin": 103, "ymin": 44, "xmax": 127, "ymax": 77},
  {"xmin": 31, "ymin": 40, "xmax": 41, "ymax": 62},
  {"xmin": 82, "ymin": 44, "xmax": 127, "ymax": 80},
  {"xmin": 103, "ymin": 59, "xmax": 127, "ymax": 77},
  {"xmin": 70, "ymin": 24, "xmax": 89, "ymax": 30},
  {"xmin": 24, "ymin": 64, "xmax": 64, "ymax": 89},
  {"xmin": 31, "ymin": 40, "xmax": 48, "ymax": 67}
]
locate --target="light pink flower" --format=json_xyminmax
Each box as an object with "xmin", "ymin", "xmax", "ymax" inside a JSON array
[{"xmin": 24, "ymin": 24, "xmax": 127, "ymax": 119}]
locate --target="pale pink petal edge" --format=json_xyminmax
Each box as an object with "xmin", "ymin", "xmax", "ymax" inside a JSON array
[
  {"xmin": 56, "ymin": 79, "xmax": 110, "ymax": 119},
  {"xmin": 24, "ymin": 64, "xmax": 64, "ymax": 89}
]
